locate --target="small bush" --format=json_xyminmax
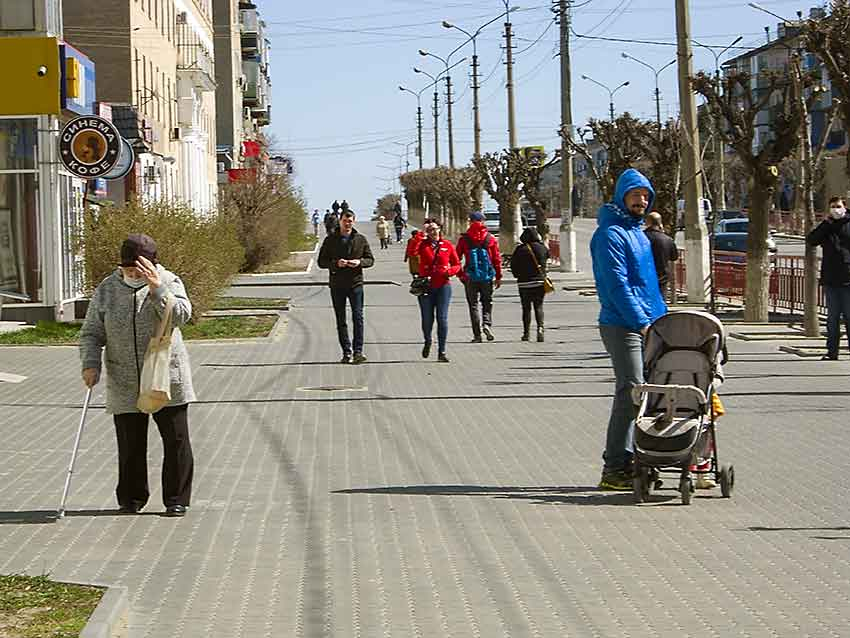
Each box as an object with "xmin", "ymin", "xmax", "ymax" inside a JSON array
[
  {"xmin": 77, "ymin": 198, "xmax": 244, "ymax": 320},
  {"xmin": 219, "ymin": 173, "xmax": 308, "ymax": 272}
]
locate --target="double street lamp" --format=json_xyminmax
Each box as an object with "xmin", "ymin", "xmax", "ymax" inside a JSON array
[
  {"xmin": 692, "ymin": 35, "xmax": 743, "ymax": 210},
  {"xmin": 442, "ymin": 6, "xmax": 519, "ymax": 159},
  {"xmin": 620, "ymin": 52, "xmax": 676, "ymax": 131},
  {"xmin": 418, "ymin": 50, "xmax": 466, "ymax": 168},
  {"xmin": 580, "ymin": 75, "xmax": 630, "ymax": 122},
  {"xmin": 413, "ymin": 59, "xmax": 466, "ymax": 168},
  {"xmin": 398, "ymin": 85, "xmax": 426, "ymax": 169}
]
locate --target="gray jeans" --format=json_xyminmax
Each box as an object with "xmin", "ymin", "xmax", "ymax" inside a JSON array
[
  {"xmin": 599, "ymin": 324, "xmax": 645, "ymax": 473},
  {"xmin": 464, "ymin": 280, "xmax": 494, "ymax": 337}
]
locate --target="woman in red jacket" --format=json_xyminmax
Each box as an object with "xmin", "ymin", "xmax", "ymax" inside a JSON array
[{"xmin": 417, "ymin": 218, "xmax": 460, "ymax": 362}]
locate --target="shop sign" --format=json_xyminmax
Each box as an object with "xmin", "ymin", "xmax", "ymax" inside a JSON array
[{"xmin": 59, "ymin": 116, "xmax": 121, "ymax": 178}]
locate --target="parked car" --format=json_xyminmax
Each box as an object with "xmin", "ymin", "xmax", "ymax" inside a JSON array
[
  {"xmin": 483, "ymin": 210, "xmax": 500, "ymax": 233},
  {"xmin": 714, "ymin": 209, "xmax": 747, "ymax": 221},
  {"xmin": 714, "ymin": 218, "xmax": 775, "ymax": 236},
  {"xmin": 712, "ymin": 231, "xmax": 777, "ymax": 261}
]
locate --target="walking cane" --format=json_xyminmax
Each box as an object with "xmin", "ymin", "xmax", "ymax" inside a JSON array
[{"xmin": 57, "ymin": 387, "xmax": 93, "ymax": 519}]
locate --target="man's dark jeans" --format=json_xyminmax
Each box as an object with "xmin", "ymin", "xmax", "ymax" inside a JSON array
[
  {"xmin": 824, "ymin": 284, "xmax": 850, "ymax": 357},
  {"xmin": 330, "ymin": 286, "xmax": 364, "ymax": 355},
  {"xmin": 464, "ymin": 280, "xmax": 494, "ymax": 337}
]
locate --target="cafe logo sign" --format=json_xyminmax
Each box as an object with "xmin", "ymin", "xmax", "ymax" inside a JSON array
[{"xmin": 59, "ymin": 116, "xmax": 122, "ymax": 178}]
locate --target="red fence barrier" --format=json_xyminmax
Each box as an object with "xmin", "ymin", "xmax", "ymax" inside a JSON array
[
  {"xmin": 548, "ymin": 235, "xmax": 561, "ymax": 265},
  {"xmin": 674, "ymin": 251, "xmax": 826, "ymax": 316}
]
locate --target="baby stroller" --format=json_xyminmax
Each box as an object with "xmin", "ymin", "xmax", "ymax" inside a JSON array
[{"xmin": 630, "ymin": 310, "xmax": 734, "ymax": 505}]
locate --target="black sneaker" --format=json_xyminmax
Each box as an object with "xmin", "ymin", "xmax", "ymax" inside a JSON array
[
  {"xmin": 537, "ymin": 328, "xmax": 545, "ymax": 342},
  {"xmin": 340, "ymin": 354, "xmax": 352, "ymax": 364},
  {"xmin": 422, "ymin": 343, "xmax": 431, "ymax": 359},
  {"xmin": 483, "ymin": 325, "xmax": 495, "ymax": 341},
  {"xmin": 821, "ymin": 354, "xmax": 838, "ymax": 360},
  {"xmin": 164, "ymin": 505, "xmax": 187, "ymax": 517},
  {"xmin": 470, "ymin": 335, "xmax": 483, "ymax": 343},
  {"xmin": 521, "ymin": 333, "xmax": 530, "ymax": 342},
  {"xmin": 352, "ymin": 353, "xmax": 367, "ymax": 364},
  {"xmin": 598, "ymin": 470, "xmax": 633, "ymax": 491},
  {"xmin": 118, "ymin": 502, "xmax": 143, "ymax": 514},
  {"xmin": 437, "ymin": 353, "xmax": 450, "ymax": 363}
]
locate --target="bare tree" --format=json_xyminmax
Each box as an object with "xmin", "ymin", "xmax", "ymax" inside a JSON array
[
  {"xmin": 693, "ymin": 68, "xmax": 815, "ymax": 322},
  {"xmin": 472, "ymin": 150, "xmax": 532, "ymax": 253}
]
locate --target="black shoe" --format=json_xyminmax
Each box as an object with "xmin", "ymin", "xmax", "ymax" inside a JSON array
[
  {"xmin": 537, "ymin": 328, "xmax": 545, "ymax": 343},
  {"xmin": 437, "ymin": 353, "xmax": 450, "ymax": 363},
  {"xmin": 483, "ymin": 325, "xmax": 495, "ymax": 341},
  {"xmin": 164, "ymin": 505, "xmax": 187, "ymax": 517},
  {"xmin": 470, "ymin": 335, "xmax": 483, "ymax": 343},
  {"xmin": 352, "ymin": 353, "xmax": 367, "ymax": 364},
  {"xmin": 340, "ymin": 354, "xmax": 352, "ymax": 364},
  {"xmin": 821, "ymin": 354, "xmax": 838, "ymax": 360},
  {"xmin": 118, "ymin": 502, "xmax": 143, "ymax": 514},
  {"xmin": 521, "ymin": 333, "xmax": 530, "ymax": 341},
  {"xmin": 422, "ymin": 343, "xmax": 431, "ymax": 359}
]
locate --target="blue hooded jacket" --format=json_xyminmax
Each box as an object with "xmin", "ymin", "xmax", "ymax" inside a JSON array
[{"xmin": 590, "ymin": 169, "xmax": 667, "ymax": 331}]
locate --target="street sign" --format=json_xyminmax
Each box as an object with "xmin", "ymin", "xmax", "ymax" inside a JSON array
[
  {"xmin": 59, "ymin": 116, "xmax": 122, "ymax": 178},
  {"xmin": 100, "ymin": 137, "xmax": 135, "ymax": 181}
]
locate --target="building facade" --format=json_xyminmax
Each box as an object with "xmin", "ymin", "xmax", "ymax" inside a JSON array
[
  {"xmin": 0, "ymin": 0, "xmax": 97, "ymax": 321},
  {"xmin": 64, "ymin": 0, "xmax": 218, "ymax": 212},
  {"xmin": 213, "ymin": 0, "xmax": 271, "ymax": 182}
]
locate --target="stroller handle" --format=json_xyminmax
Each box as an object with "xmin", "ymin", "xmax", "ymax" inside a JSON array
[{"xmin": 632, "ymin": 383, "xmax": 707, "ymax": 406}]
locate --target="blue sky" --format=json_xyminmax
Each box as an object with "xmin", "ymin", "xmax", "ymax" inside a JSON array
[{"xmin": 263, "ymin": 0, "xmax": 808, "ymax": 216}]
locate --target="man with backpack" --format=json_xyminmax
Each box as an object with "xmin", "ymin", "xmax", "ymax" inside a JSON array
[{"xmin": 456, "ymin": 211, "xmax": 502, "ymax": 342}]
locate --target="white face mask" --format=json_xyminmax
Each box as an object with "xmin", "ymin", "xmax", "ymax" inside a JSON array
[
  {"xmin": 122, "ymin": 272, "xmax": 147, "ymax": 288},
  {"xmin": 829, "ymin": 206, "xmax": 846, "ymax": 220}
]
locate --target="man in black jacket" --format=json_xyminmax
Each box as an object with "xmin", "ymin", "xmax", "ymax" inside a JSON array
[
  {"xmin": 644, "ymin": 212, "xmax": 678, "ymax": 302},
  {"xmin": 806, "ymin": 196, "xmax": 850, "ymax": 360},
  {"xmin": 318, "ymin": 209, "xmax": 375, "ymax": 363}
]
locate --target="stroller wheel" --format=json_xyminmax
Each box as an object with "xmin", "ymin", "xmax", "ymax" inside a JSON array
[
  {"xmin": 679, "ymin": 476, "xmax": 692, "ymax": 505},
  {"xmin": 719, "ymin": 464, "xmax": 735, "ymax": 498}
]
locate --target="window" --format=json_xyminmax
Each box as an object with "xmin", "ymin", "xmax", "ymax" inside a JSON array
[
  {"xmin": 0, "ymin": 118, "xmax": 40, "ymax": 300},
  {"xmin": 0, "ymin": 3, "xmax": 36, "ymax": 29}
]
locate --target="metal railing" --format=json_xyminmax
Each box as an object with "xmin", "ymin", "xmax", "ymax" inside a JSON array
[{"xmin": 674, "ymin": 250, "xmax": 826, "ymax": 316}]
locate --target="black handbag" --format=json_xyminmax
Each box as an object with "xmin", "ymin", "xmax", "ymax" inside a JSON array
[{"xmin": 409, "ymin": 275, "xmax": 431, "ymax": 296}]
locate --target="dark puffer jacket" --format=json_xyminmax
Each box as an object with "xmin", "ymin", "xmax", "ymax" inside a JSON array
[
  {"xmin": 806, "ymin": 216, "xmax": 850, "ymax": 286},
  {"xmin": 510, "ymin": 228, "xmax": 549, "ymax": 288}
]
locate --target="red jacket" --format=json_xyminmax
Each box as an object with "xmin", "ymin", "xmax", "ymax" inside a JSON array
[
  {"xmin": 418, "ymin": 238, "xmax": 461, "ymax": 289},
  {"xmin": 405, "ymin": 233, "xmax": 422, "ymax": 259},
  {"xmin": 455, "ymin": 222, "xmax": 503, "ymax": 282}
]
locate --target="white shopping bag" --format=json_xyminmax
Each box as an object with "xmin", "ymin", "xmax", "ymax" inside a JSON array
[{"xmin": 137, "ymin": 296, "xmax": 175, "ymax": 414}]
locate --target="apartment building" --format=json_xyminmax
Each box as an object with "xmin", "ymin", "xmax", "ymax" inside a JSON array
[
  {"xmin": 213, "ymin": 0, "xmax": 271, "ymax": 181},
  {"xmin": 64, "ymin": 0, "xmax": 218, "ymax": 212}
]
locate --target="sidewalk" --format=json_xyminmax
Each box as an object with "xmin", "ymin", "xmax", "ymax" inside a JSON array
[{"xmin": 0, "ymin": 233, "xmax": 848, "ymax": 636}]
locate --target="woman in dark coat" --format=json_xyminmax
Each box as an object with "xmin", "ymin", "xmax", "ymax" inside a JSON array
[{"xmin": 510, "ymin": 227, "xmax": 549, "ymax": 342}]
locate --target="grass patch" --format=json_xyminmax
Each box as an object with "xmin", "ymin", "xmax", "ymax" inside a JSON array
[
  {"xmin": 180, "ymin": 315, "xmax": 277, "ymax": 340},
  {"xmin": 255, "ymin": 234, "xmax": 317, "ymax": 273},
  {"xmin": 0, "ymin": 574, "xmax": 103, "ymax": 638},
  {"xmin": 0, "ymin": 315, "xmax": 279, "ymax": 345},
  {"xmin": 214, "ymin": 297, "xmax": 289, "ymax": 310}
]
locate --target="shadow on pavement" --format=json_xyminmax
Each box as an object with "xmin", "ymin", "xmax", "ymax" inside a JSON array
[
  {"xmin": 203, "ymin": 360, "xmax": 415, "ymax": 367},
  {"xmin": 332, "ymin": 484, "xmax": 678, "ymax": 506},
  {"xmin": 0, "ymin": 510, "xmax": 59, "ymax": 524}
]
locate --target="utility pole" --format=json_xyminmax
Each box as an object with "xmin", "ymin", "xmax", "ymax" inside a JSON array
[
  {"xmin": 471, "ymin": 53, "xmax": 481, "ymax": 158},
  {"xmin": 432, "ymin": 87, "xmax": 440, "ymax": 167},
  {"xmin": 446, "ymin": 74, "xmax": 455, "ymax": 167},
  {"xmin": 675, "ymin": 0, "xmax": 710, "ymax": 304},
  {"xmin": 557, "ymin": 0, "xmax": 576, "ymax": 271},
  {"xmin": 504, "ymin": 18, "xmax": 517, "ymax": 148},
  {"xmin": 416, "ymin": 105, "xmax": 423, "ymax": 169}
]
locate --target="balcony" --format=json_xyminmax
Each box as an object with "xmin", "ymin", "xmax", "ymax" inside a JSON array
[
  {"xmin": 177, "ymin": 43, "xmax": 216, "ymax": 92},
  {"xmin": 242, "ymin": 59, "xmax": 260, "ymax": 106},
  {"xmin": 240, "ymin": 7, "xmax": 259, "ymax": 54}
]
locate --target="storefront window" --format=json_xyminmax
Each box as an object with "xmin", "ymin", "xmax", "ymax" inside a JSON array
[
  {"xmin": 0, "ymin": 119, "xmax": 36, "ymax": 170},
  {"xmin": 0, "ymin": 173, "xmax": 39, "ymax": 300}
]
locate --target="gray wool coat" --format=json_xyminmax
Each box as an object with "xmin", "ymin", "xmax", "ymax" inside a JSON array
[{"xmin": 79, "ymin": 266, "xmax": 196, "ymax": 414}]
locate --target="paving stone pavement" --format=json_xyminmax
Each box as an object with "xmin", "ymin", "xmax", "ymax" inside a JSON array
[{"xmin": 1, "ymin": 220, "xmax": 849, "ymax": 637}]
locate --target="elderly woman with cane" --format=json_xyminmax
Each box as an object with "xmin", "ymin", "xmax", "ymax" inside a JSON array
[{"xmin": 79, "ymin": 234, "xmax": 195, "ymax": 517}]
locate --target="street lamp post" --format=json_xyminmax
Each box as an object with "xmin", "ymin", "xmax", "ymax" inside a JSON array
[
  {"xmin": 502, "ymin": 0, "xmax": 518, "ymax": 149},
  {"xmin": 442, "ymin": 7, "xmax": 518, "ymax": 159},
  {"xmin": 394, "ymin": 140, "xmax": 417, "ymax": 174},
  {"xmin": 621, "ymin": 52, "xmax": 676, "ymax": 133},
  {"xmin": 692, "ymin": 36, "xmax": 743, "ymax": 211},
  {"xmin": 398, "ymin": 85, "xmax": 426, "ymax": 170},
  {"xmin": 580, "ymin": 75, "xmax": 630, "ymax": 122},
  {"xmin": 414, "ymin": 67, "xmax": 441, "ymax": 167},
  {"xmin": 419, "ymin": 50, "xmax": 466, "ymax": 169}
]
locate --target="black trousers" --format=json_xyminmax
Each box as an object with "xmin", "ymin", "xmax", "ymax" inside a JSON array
[
  {"xmin": 519, "ymin": 286, "xmax": 545, "ymax": 333},
  {"xmin": 114, "ymin": 404, "xmax": 194, "ymax": 508}
]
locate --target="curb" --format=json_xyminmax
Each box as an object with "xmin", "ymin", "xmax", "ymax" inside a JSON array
[{"xmin": 73, "ymin": 583, "xmax": 128, "ymax": 638}]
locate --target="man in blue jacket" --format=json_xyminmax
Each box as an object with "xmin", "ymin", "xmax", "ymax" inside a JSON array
[{"xmin": 591, "ymin": 169, "xmax": 667, "ymax": 490}]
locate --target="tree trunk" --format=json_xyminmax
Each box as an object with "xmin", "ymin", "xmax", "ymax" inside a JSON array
[
  {"xmin": 744, "ymin": 180, "xmax": 773, "ymax": 322},
  {"xmin": 498, "ymin": 199, "xmax": 518, "ymax": 255},
  {"xmin": 405, "ymin": 191, "xmax": 425, "ymax": 227},
  {"xmin": 801, "ymin": 138, "xmax": 820, "ymax": 337}
]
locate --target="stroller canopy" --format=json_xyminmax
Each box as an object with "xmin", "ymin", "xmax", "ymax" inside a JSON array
[{"xmin": 645, "ymin": 310, "xmax": 726, "ymax": 370}]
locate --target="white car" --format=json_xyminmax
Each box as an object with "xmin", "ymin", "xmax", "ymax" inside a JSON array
[{"xmin": 483, "ymin": 211, "xmax": 500, "ymax": 233}]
